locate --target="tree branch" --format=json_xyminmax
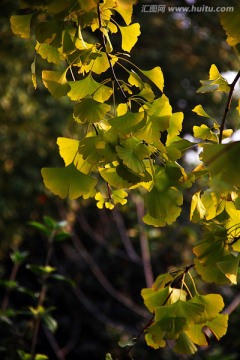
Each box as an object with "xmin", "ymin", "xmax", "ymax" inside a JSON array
[
  {"xmin": 70, "ymin": 232, "xmax": 149, "ymax": 318},
  {"xmin": 219, "ymin": 70, "xmax": 240, "ymax": 143},
  {"xmin": 135, "ymin": 195, "xmax": 154, "ymax": 287}
]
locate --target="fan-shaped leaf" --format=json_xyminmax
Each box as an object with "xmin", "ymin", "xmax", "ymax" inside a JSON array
[
  {"xmin": 68, "ymin": 74, "xmax": 112, "ymax": 102},
  {"xmin": 10, "ymin": 14, "xmax": 33, "ymax": 39},
  {"xmin": 41, "ymin": 163, "xmax": 97, "ymax": 200},
  {"xmin": 119, "ymin": 23, "xmax": 141, "ymax": 52},
  {"xmin": 42, "ymin": 70, "xmax": 70, "ymax": 98},
  {"xmin": 140, "ymin": 66, "xmax": 164, "ymax": 92},
  {"xmin": 74, "ymin": 98, "xmax": 111, "ymax": 123}
]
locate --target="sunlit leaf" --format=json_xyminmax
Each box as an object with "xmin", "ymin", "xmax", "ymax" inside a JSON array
[
  {"xmin": 74, "ymin": 98, "xmax": 111, "ymax": 123},
  {"xmin": 57, "ymin": 137, "xmax": 79, "ymax": 166},
  {"xmin": 140, "ymin": 66, "xmax": 164, "ymax": 92},
  {"xmin": 116, "ymin": 145, "xmax": 145, "ymax": 175},
  {"xmin": 42, "ymin": 70, "xmax": 70, "ymax": 98},
  {"xmin": 206, "ymin": 314, "xmax": 228, "ymax": 340},
  {"xmin": 197, "ymin": 64, "xmax": 229, "ymax": 93},
  {"xmin": 141, "ymin": 286, "xmax": 170, "ymax": 313},
  {"xmin": 41, "ymin": 163, "xmax": 97, "ymax": 200},
  {"xmin": 193, "ymin": 124, "xmax": 218, "ymax": 142},
  {"xmin": 192, "ymin": 104, "xmax": 213, "ymax": 119},
  {"xmin": 68, "ymin": 74, "xmax": 112, "ymax": 102},
  {"xmin": 36, "ymin": 42, "xmax": 61, "ymax": 64},
  {"xmin": 109, "ymin": 111, "xmax": 144, "ymax": 135},
  {"xmin": 192, "ymin": 294, "xmax": 224, "ymax": 323},
  {"xmin": 186, "ymin": 324, "xmax": 208, "ymax": 346},
  {"xmin": 166, "ymin": 112, "xmax": 184, "ymax": 146},
  {"xmin": 100, "ymin": 167, "xmax": 135, "ymax": 189},
  {"xmin": 119, "ymin": 23, "xmax": 141, "ymax": 52}
]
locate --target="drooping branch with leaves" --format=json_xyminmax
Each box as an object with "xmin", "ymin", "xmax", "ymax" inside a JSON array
[{"xmin": 10, "ymin": 0, "xmax": 240, "ymax": 357}]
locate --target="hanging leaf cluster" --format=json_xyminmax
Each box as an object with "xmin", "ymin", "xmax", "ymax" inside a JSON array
[{"xmin": 10, "ymin": 1, "xmax": 240, "ymax": 356}]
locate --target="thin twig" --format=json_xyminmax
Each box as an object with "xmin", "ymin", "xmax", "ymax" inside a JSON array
[
  {"xmin": 219, "ymin": 70, "xmax": 240, "ymax": 143},
  {"xmin": 112, "ymin": 208, "xmax": 141, "ymax": 264},
  {"xmin": 70, "ymin": 232, "xmax": 149, "ymax": 318},
  {"xmin": 97, "ymin": 4, "xmax": 129, "ymax": 106},
  {"xmin": 77, "ymin": 208, "xmax": 133, "ymax": 261},
  {"xmin": 30, "ymin": 231, "xmax": 55, "ymax": 359},
  {"xmin": 135, "ymin": 195, "xmax": 154, "ymax": 287}
]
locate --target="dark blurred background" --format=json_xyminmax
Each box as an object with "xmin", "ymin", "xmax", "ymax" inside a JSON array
[{"xmin": 1, "ymin": 0, "xmax": 240, "ymax": 359}]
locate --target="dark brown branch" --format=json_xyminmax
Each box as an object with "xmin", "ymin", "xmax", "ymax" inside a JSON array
[{"xmin": 219, "ymin": 70, "xmax": 240, "ymax": 143}]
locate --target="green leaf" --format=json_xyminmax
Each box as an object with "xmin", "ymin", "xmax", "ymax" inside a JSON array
[
  {"xmin": 57, "ymin": 137, "xmax": 79, "ymax": 166},
  {"xmin": 116, "ymin": 145, "xmax": 145, "ymax": 175},
  {"xmin": 173, "ymin": 332, "xmax": 197, "ymax": 355},
  {"xmin": 141, "ymin": 286, "xmax": 170, "ymax": 313},
  {"xmin": 202, "ymin": 142, "xmax": 240, "ymax": 190},
  {"xmin": 186, "ymin": 324, "xmax": 208, "ymax": 346},
  {"xmin": 27, "ymin": 264, "xmax": 56, "ymax": 275},
  {"xmin": 128, "ymin": 70, "xmax": 144, "ymax": 89},
  {"xmin": 193, "ymin": 124, "xmax": 218, "ymax": 142},
  {"xmin": 79, "ymin": 136, "xmax": 115, "ymax": 165},
  {"xmin": 36, "ymin": 42, "xmax": 61, "ymax": 64},
  {"xmin": 105, "ymin": 354, "xmax": 113, "ymax": 360},
  {"xmin": 57, "ymin": 137, "xmax": 92, "ymax": 174},
  {"xmin": 140, "ymin": 66, "xmax": 164, "ymax": 92},
  {"xmin": 68, "ymin": 74, "xmax": 112, "ymax": 102},
  {"xmin": 10, "ymin": 14, "xmax": 33, "ymax": 38},
  {"xmin": 42, "ymin": 70, "xmax": 70, "ymax": 98},
  {"xmin": 197, "ymin": 64, "xmax": 229, "ymax": 93},
  {"xmin": 144, "ymin": 186, "xmax": 183, "ymax": 227},
  {"xmin": 41, "ymin": 163, "xmax": 97, "ymax": 200},
  {"xmin": 99, "ymin": 167, "xmax": 137, "ymax": 189},
  {"xmin": 166, "ymin": 112, "xmax": 184, "ymax": 146},
  {"xmin": 192, "ymin": 294, "xmax": 224, "ymax": 323},
  {"xmin": 138, "ymin": 83, "xmax": 155, "ymax": 102},
  {"xmin": 135, "ymin": 95, "xmax": 171, "ymax": 143},
  {"xmin": 192, "ymin": 104, "xmax": 213, "ymax": 119},
  {"xmin": 10, "ymin": 250, "xmax": 29, "ymax": 264},
  {"xmin": 35, "ymin": 20, "xmax": 63, "ymax": 47},
  {"xmin": 220, "ymin": 7, "xmax": 240, "ymax": 48},
  {"xmin": 119, "ymin": 23, "xmax": 141, "ymax": 52},
  {"xmin": 206, "ymin": 314, "xmax": 228, "ymax": 340},
  {"xmin": 114, "ymin": 4, "xmax": 133, "ymax": 25},
  {"xmin": 43, "ymin": 314, "xmax": 58, "ymax": 333},
  {"xmin": 109, "ymin": 111, "xmax": 144, "ymax": 135},
  {"xmin": 216, "ymin": 254, "xmax": 239, "ymax": 284},
  {"xmin": 118, "ymin": 338, "xmax": 137, "ymax": 348},
  {"xmin": 190, "ymin": 191, "xmax": 206, "ymax": 222},
  {"xmin": 74, "ymin": 98, "xmax": 111, "ymax": 123},
  {"xmin": 28, "ymin": 221, "xmax": 51, "ymax": 236},
  {"xmin": 152, "ymin": 273, "xmax": 173, "ymax": 291},
  {"xmin": 145, "ymin": 322, "xmax": 166, "ymax": 349}
]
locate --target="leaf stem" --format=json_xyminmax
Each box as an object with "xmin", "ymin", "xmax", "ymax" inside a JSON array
[
  {"xmin": 219, "ymin": 70, "xmax": 240, "ymax": 143},
  {"xmin": 97, "ymin": 4, "xmax": 129, "ymax": 107}
]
